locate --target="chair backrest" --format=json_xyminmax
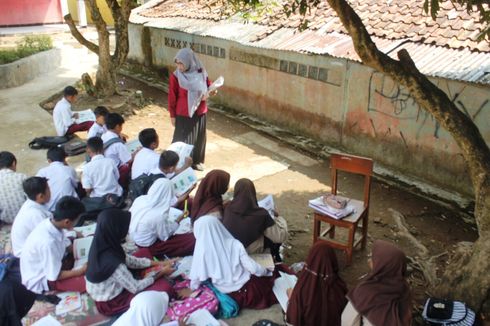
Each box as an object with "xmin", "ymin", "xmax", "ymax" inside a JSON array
[{"xmin": 330, "ymin": 153, "xmax": 373, "ymax": 208}]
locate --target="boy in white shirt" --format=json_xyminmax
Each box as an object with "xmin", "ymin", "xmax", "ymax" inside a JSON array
[
  {"xmin": 36, "ymin": 147, "xmax": 78, "ymax": 212},
  {"xmin": 152, "ymin": 150, "xmax": 192, "ymax": 179},
  {"xmin": 131, "ymin": 128, "xmax": 160, "ymax": 180},
  {"xmin": 0, "ymin": 151, "xmax": 27, "ymax": 224},
  {"xmin": 20, "ymin": 196, "xmax": 87, "ymax": 293},
  {"xmin": 11, "ymin": 177, "xmax": 52, "ymax": 257},
  {"xmin": 87, "ymin": 106, "xmax": 109, "ymax": 138},
  {"xmin": 53, "ymin": 86, "xmax": 94, "ymax": 136},
  {"xmin": 82, "ymin": 137, "xmax": 123, "ymax": 198}
]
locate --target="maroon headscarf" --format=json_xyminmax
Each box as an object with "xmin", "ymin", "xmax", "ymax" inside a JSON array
[
  {"xmin": 223, "ymin": 178, "xmax": 275, "ymax": 248},
  {"xmin": 286, "ymin": 242, "xmax": 347, "ymax": 326},
  {"xmin": 190, "ymin": 169, "xmax": 230, "ymax": 223},
  {"xmin": 347, "ymin": 240, "xmax": 412, "ymax": 326}
]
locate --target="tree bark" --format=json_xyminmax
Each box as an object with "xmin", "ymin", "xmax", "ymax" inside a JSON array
[{"xmin": 325, "ymin": 0, "xmax": 490, "ymax": 313}]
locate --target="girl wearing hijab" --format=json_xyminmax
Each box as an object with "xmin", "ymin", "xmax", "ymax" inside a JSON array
[
  {"xmin": 286, "ymin": 242, "xmax": 347, "ymax": 326},
  {"xmin": 113, "ymin": 291, "xmax": 169, "ymax": 326},
  {"xmin": 189, "ymin": 215, "xmax": 279, "ymax": 309},
  {"xmin": 169, "ymin": 47, "xmax": 213, "ymax": 171},
  {"xmin": 129, "ymin": 178, "xmax": 195, "ymax": 258},
  {"xmin": 190, "ymin": 169, "xmax": 230, "ymax": 223},
  {"xmin": 223, "ymin": 178, "xmax": 288, "ymax": 258},
  {"xmin": 342, "ymin": 240, "xmax": 412, "ymax": 326},
  {"xmin": 85, "ymin": 209, "xmax": 176, "ymax": 316}
]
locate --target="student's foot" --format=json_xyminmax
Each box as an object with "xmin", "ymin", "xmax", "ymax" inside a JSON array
[{"xmin": 192, "ymin": 163, "xmax": 205, "ymax": 171}]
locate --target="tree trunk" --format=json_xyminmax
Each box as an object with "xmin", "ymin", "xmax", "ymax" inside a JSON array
[
  {"xmin": 95, "ymin": 51, "xmax": 117, "ymax": 97},
  {"xmin": 325, "ymin": 0, "xmax": 490, "ymax": 313}
]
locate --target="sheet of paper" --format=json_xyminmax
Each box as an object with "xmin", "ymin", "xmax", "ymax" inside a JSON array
[
  {"xmin": 250, "ymin": 253, "xmax": 275, "ymax": 270},
  {"xmin": 125, "ymin": 139, "xmax": 142, "ymax": 154},
  {"xmin": 55, "ymin": 292, "xmax": 82, "ymax": 315},
  {"xmin": 207, "ymin": 76, "xmax": 224, "ymax": 93},
  {"xmin": 258, "ymin": 194, "xmax": 275, "ymax": 218},
  {"xmin": 168, "ymin": 207, "xmax": 183, "ymax": 223},
  {"xmin": 308, "ymin": 196, "xmax": 355, "ymax": 219},
  {"xmin": 174, "ymin": 217, "xmax": 192, "ymax": 235},
  {"xmin": 170, "ymin": 255, "xmax": 193, "ymax": 278},
  {"xmin": 171, "ymin": 167, "xmax": 197, "ymax": 196},
  {"xmin": 73, "ymin": 236, "xmax": 93, "ymax": 269},
  {"xmin": 74, "ymin": 223, "xmax": 96, "ymax": 237},
  {"xmin": 273, "ymin": 272, "xmax": 298, "ymax": 312},
  {"xmin": 167, "ymin": 142, "xmax": 194, "ymax": 169},
  {"xmin": 32, "ymin": 315, "xmax": 62, "ymax": 326},
  {"xmin": 75, "ymin": 109, "xmax": 95, "ymax": 124},
  {"xmin": 187, "ymin": 308, "xmax": 220, "ymax": 326}
]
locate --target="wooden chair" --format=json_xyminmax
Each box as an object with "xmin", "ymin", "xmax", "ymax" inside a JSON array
[{"xmin": 313, "ymin": 153, "xmax": 373, "ymax": 265}]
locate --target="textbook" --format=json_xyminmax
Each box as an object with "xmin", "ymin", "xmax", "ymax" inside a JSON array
[
  {"xmin": 308, "ymin": 196, "xmax": 355, "ymax": 219},
  {"xmin": 171, "ymin": 167, "xmax": 198, "ymax": 196},
  {"xmin": 55, "ymin": 291, "xmax": 82, "ymax": 315},
  {"xmin": 187, "ymin": 308, "xmax": 220, "ymax": 326},
  {"xmin": 75, "ymin": 109, "xmax": 95, "ymax": 124},
  {"xmin": 273, "ymin": 271, "xmax": 298, "ymax": 312},
  {"xmin": 74, "ymin": 223, "xmax": 96, "ymax": 237},
  {"xmin": 250, "ymin": 253, "xmax": 275, "ymax": 270},
  {"xmin": 125, "ymin": 139, "xmax": 142, "ymax": 154},
  {"xmin": 170, "ymin": 255, "xmax": 193, "ymax": 278},
  {"xmin": 73, "ymin": 236, "xmax": 93, "ymax": 269},
  {"xmin": 168, "ymin": 207, "xmax": 184, "ymax": 223},
  {"xmin": 168, "ymin": 142, "xmax": 194, "ymax": 169},
  {"xmin": 258, "ymin": 194, "xmax": 275, "ymax": 218},
  {"xmin": 32, "ymin": 315, "xmax": 62, "ymax": 326}
]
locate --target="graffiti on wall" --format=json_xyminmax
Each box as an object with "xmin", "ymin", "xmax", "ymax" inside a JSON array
[{"xmin": 366, "ymin": 71, "xmax": 489, "ymax": 139}]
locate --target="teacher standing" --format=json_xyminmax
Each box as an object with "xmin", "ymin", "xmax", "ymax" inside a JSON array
[{"xmin": 168, "ymin": 48, "xmax": 211, "ymax": 171}]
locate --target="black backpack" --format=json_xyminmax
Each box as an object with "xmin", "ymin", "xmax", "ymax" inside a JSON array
[
  {"xmin": 128, "ymin": 173, "xmax": 166, "ymax": 202},
  {"xmin": 62, "ymin": 139, "xmax": 87, "ymax": 156},
  {"xmin": 28, "ymin": 136, "xmax": 71, "ymax": 150}
]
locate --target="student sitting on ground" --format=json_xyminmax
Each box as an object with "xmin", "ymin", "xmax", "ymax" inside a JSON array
[
  {"xmin": 223, "ymin": 178, "xmax": 288, "ymax": 260},
  {"xmin": 82, "ymin": 137, "xmax": 122, "ymax": 199},
  {"xmin": 36, "ymin": 147, "xmax": 79, "ymax": 212},
  {"xmin": 11, "ymin": 177, "xmax": 52, "ymax": 257},
  {"xmin": 87, "ymin": 106, "xmax": 109, "ymax": 139},
  {"xmin": 151, "ymin": 150, "xmax": 193, "ymax": 179},
  {"xmin": 53, "ymin": 86, "xmax": 94, "ymax": 136},
  {"xmin": 342, "ymin": 240, "xmax": 412, "ymax": 326},
  {"xmin": 129, "ymin": 178, "xmax": 195, "ymax": 258},
  {"xmin": 112, "ymin": 291, "xmax": 170, "ymax": 326},
  {"xmin": 131, "ymin": 128, "xmax": 161, "ymax": 180},
  {"xmin": 190, "ymin": 169, "xmax": 230, "ymax": 223},
  {"xmin": 0, "ymin": 151, "xmax": 27, "ymax": 224},
  {"xmin": 20, "ymin": 196, "xmax": 87, "ymax": 294},
  {"xmin": 286, "ymin": 242, "xmax": 347, "ymax": 326},
  {"xmin": 85, "ymin": 209, "xmax": 176, "ymax": 316},
  {"xmin": 102, "ymin": 113, "xmax": 136, "ymax": 187},
  {"xmin": 189, "ymin": 215, "xmax": 278, "ymax": 309}
]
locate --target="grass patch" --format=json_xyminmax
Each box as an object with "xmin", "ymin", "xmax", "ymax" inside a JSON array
[{"xmin": 0, "ymin": 35, "xmax": 53, "ymax": 64}]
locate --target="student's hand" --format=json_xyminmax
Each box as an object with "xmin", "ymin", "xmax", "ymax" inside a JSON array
[
  {"xmin": 75, "ymin": 231, "xmax": 84, "ymax": 239},
  {"xmin": 120, "ymin": 133, "xmax": 129, "ymax": 142},
  {"xmin": 171, "ymin": 118, "xmax": 176, "ymax": 127},
  {"xmin": 202, "ymin": 93, "xmax": 209, "ymax": 101},
  {"xmin": 210, "ymin": 90, "xmax": 218, "ymax": 97},
  {"xmin": 176, "ymin": 288, "xmax": 194, "ymax": 299},
  {"xmin": 176, "ymin": 212, "xmax": 187, "ymax": 223},
  {"xmin": 73, "ymin": 113, "xmax": 79, "ymax": 119},
  {"xmin": 286, "ymin": 288, "xmax": 293, "ymax": 299},
  {"xmin": 178, "ymin": 316, "xmax": 190, "ymax": 326},
  {"xmin": 78, "ymin": 263, "xmax": 88, "ymax": 275}
]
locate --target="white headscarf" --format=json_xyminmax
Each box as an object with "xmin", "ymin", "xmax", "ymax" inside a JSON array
[
  {"xmin": 112, "ymin": 291, "xmax": 169, "ymax": 326},
  {"xmin": 189, "ymin": 215, "xmax": 251, "ymax": 293},
  {"xmin": 129, "ymin": 178, "xmax": 178, "ymax": 245},
  {"xmin": 174, "ymin": 48, "xmax": 208, "ymax": 117}
]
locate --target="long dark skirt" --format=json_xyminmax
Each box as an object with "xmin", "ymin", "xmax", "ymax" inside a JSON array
[{"xmin": 172, "ymin": 114, "xmax": 206, "ymax": 164}]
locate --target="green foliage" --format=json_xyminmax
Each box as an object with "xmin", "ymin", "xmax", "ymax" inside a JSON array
[{"xmin": 0, "ymin": 35, "xmax": 53, "ymax": 64}]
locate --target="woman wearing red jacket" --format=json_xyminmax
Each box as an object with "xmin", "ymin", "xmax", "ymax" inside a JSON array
[{"xmin": 168, "ymin": 48, "xmax": 211, "ymax": 171}]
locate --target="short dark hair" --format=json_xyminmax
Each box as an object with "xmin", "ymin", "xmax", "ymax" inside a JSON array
[
  {"xmin": 106, "ymin": 113, "xmax": 125, "ymax": 130},
  {"xmin": 63, "ymin": 86, "xmax": 78, "ymax": 97},
  {"xmin": 87, "ymin": 137, "xmax": 104, "ymax": 153},
  {"xmin": 94, "ymin": 106, "xmax": 109, "ymax": 118},
  {"xmin": 23, "ymin": 177, "xmax": 49, "ymax": 201},
  {"xmin": 159, "ymin": 150, "xmax": 179, "ymax": 169},
  {"xmin": 53, "ymin": 196, "xmax": 85, "ymax": 222},
  {"xmin": 0, "ymin": 151, "xmax": 16, "ymax": 169},
  {"xmin": 47, "ymin": 147, "xmax": 66, "ymax": 162},
  {"xmin": 138, "ymin": 128, "xmax": 158, "ymax": 149}
]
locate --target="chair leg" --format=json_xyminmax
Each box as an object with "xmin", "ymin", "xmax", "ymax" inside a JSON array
[
  {"xmin": 361, "ymin": 213, "xmax": 368, "ymax": 250},
  {"xmin": 329, "ymin": 225, "xmax": 336, "ymax": 239},
  {"xmin": 313, "ymin": 218, "xmax": 320, "ymax": 243},
  {"xmin": 346, "ymin": 225, "xmax": 356, "ymax": 265}
]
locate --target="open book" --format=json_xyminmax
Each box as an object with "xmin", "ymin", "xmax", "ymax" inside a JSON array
[
  {"xmin": 273, "ymin": 271, "xmax": 298, "ymax": 312},
  {"xmin": 171, "ymin": 167, "xmax": 197, "ymax": 196},
  {"xmin": 74, "ymin": 223, "xmax": 96, "ymax": 237},
  {"xmin": 75, "ymin": 109, "xmax": 95, "ymax": 124},
  {"xmin": 250, "ymin": 253, "xmax": 275, "ymax": 270},
  {"xmin": 187, "ymin": 308, "xmax": 220, "ymax": 326},
  {"xmin": 73, "ymin": 236, "xmax": 93, "ymax": 269},
  {"xmin": 55, "ymin": 291, "xmax": 82, "ymax": 315},
  {"xmin": 125, "ymin": 139, "xmax": 141, "ymax": 154},
  {"xmin": 258, "ymin": 194, "xmax": 275, "ymax": 218},
  {"xmin": 167, "ymin": 142, "xmax": 194, "ymax": 169}
]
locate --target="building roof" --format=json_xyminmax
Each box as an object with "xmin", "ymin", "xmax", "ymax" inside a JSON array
[{"xmin": 132, "ymin": 0, "xmax": 490, "ymax": 85}]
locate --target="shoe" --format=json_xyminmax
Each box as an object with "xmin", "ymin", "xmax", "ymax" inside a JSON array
[{"xmin": 192, "ymin": 163, "xmax": 205, "ymax": 171}]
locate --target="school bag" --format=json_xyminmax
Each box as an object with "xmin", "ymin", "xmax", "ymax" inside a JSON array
[
  {"xmin": 103, "ymin": 136, "xmax": 124, "ymax": 150},
  {"xmin": 127, "ymin": 173, "xmax": 166, "ymax": 202},
  {"xmin": 422, "ymin": 298, "xmax": 476, "ymax": 326},
  {"xmin": 166, "ymin": 279, "xmax": 219, "ymax": 320},
  {"xmin": 28, "ymin": 136, "xmax": 71, "ymax": 150},
  {"xmin": 62, "ymin": 139, "xmax": 86, "ymax": 156}
]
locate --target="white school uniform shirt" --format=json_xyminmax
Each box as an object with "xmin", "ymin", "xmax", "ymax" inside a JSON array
[
  {"xmin": 53, "ymin": 97, "xmax": 74, "ymax": 136},
  {"xmin": 0, "ymin": 168, "xmax": 27, "ymax": 224},
  {"xmin": 87, "ymin": 123, "xmax": 107, "ymax": 139},
  {"xmin": 82, "ymin": 154, "xmax": 123, "ymax": 198},
  {"xmin": 11, "ymin": 199, "xmax": 53, "ymax": 257},
  {"xmin": 131, "ymin": 147, "xmax": 160, "ymax": 180},
  {"xmin": 102, "ymin": 131, "xmax": 131, "ymax": 167},
  {"xmin": 36, "ymin": 161, "xmax": 78, "ymax": 211},
  {"xmin": 20, "ymin": 218, "xmax": 68, "ymax": 293}
]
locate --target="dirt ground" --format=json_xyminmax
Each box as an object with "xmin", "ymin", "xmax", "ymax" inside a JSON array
[{"xmin": 38, "ymin": 73, "xmax": 480, "ymax": 324}]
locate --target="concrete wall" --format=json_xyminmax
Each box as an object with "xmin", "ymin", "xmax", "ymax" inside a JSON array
[
  {"xmin": 0, "ymin": 48, "xmax": 62, "ymax": 89},
  {"xmin": 128, "ymin": 23, "xmax": 490, "ymax": 197},
  {"xmin": 0, "ymin": 0, "xmax": 63, "ymax": 26}
]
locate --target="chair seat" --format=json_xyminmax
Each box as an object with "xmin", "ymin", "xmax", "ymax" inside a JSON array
[{"xmin": 313, "ymin": 197, "xmax": 365, "ymax": 224}]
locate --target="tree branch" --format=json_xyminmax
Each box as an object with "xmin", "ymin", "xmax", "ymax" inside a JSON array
[
  {"xmin": 64, "ymin": 14, "xmax": 99, "ymax": 54},
  {"xmin": 109, "ymin": 0, "xmax": 131, "ymax": 68}
]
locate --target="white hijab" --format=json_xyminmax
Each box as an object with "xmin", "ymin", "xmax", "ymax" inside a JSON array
[
  {"xmin": 189, "ymin": 215, "xmax": 251, "ymax": 293},
  {"xmin": 129, "ymin": 178, "xmax": 175, "ymax": 241},
  {"xmin": 174, "ymin": 48, "xmax": 208, "ymax": 117},
  {"xmin": 113, "ymin": 291, "xmax": 169, "ymax": 326}
]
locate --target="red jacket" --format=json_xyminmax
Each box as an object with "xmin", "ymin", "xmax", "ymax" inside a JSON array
[{"xmin": 168, "ymin": 73, "xmax": 211, "ymax": 118}]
